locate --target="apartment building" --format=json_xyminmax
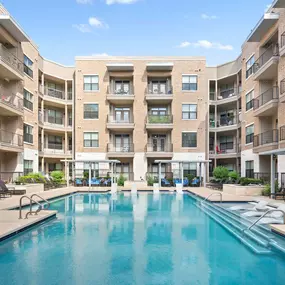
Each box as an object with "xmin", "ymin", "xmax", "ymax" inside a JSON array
[{"xmin": 1, "ymin": 0, "xmax": 285, "ymax": 183}]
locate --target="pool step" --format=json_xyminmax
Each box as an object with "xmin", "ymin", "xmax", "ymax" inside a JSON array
[{"xmin": 196, "ymin": 203, "xmax": 272, "ymax": 255}]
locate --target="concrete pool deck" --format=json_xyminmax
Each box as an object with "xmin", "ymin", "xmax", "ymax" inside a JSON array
[{"xmin": 0, "ymin": 186, "xmax": 284, "ymax": 240}]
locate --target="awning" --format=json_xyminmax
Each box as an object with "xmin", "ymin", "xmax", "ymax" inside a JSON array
[
  {"xmin": 106, "ymin": 63, "xmax": 134, "ymax": 71},
  {"xmin": 146, "ymin": 62, "xmax": 174, "ymax": 71},
  {"xmin": 259, "ymin": 148, "xmax": 285, "ymax": 156}
]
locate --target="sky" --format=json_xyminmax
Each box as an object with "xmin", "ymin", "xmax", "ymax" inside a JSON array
[{"xmin": 2, "ymin": 0, "xmax": 272, "ymax": 66}]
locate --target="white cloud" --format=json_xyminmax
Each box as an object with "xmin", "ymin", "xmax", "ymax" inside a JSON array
[
  {"xmin": 106, "ymin": 0, "xmax": 138, "ymax": 5},
  {"xmin": 76, "ymin": 0, "xmax": 93, "ymax": 4},
  {"xmin": 201, "ymin": 13, "xmax": 218, "ymax": 20},
  {"xmin": 89, "ymin": 17, "xmax": 109, "ymax": 28},
  {"xmin": 92, "ymin": 53, "xmax": 110, "ymax": 57},
  {"xmin": 178, "ymin": 40, "xmax": 233, "ymax": 51},
  {"xmin": 72, "ymin": 24, "xmax": 92, "ymax": 33}
]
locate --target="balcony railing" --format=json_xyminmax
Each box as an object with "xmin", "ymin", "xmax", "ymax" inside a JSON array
[
  {"xmin": 47, "ymin": 116, "xmax": 64, "ymax": 125},
  {"xmin": 218, "ymin": 87, "xmax": 238, "ymax": 100},
  {"xmin": 107, "ymin": 143, "xmax": 134, "ymax": 152},
  {"xmin": 217, "ymin": 115, "xmax": 239, "ymax": 127},
  {"xmin": 147, "ymin": 84, "xmax": 173, "ymax": 95},
  {"xmin": 253, "ymin": 129, "xmax": 278, "ymax": 147},
  {"xmin": 44, "ymin": 86, "xmax": 65, "ymax": 100},
  {"xmin": 107, "ymin": 84, "xmax": 134, "ymax": 95},
  {"xmin": 0, "ymin": 90, "xmax": 23, "ymax": 112},
  {"xmin": 107, "ymin": 115, "xmax": 133, "ymax": 124},
  {"xmin": 281, "ymin": 78, "xmax": 285, "ymax": 96},
  {"xmin": 281, "ymin": 31, "xmax": 285, "ymax": 49},
  {"xmin": 146, "ymin": 143, "xmax": 173, "ymax": 152},
  {"xmin": 0, "ymin": 44, "xmax": 23, "ymax": 75},
  {"xmin": 253, "ymin": 87, "xmax": 279, "ymax": 110},
  {"xmin": 147, "ymin": 114, "xmax": 173, "ymax": 124},
  {"xmin": 253, "ymin": 43, "xmax": 279, "ymax": 73},
  {"xmin": 254, "ymin": 172, "xmax": 278, "ymax": 183},
  {"xmin": 0, "ymin": 129, "xmax": 23, "ymax": 147},
  {"xmin": 280, "ymin": 126, "xmax": 285, "ymax": 141}
]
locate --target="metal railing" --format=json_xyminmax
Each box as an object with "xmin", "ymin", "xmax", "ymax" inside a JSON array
[
  {"xmin": 253, "ymin": 129, "xmax": 279, "ymax": 147},
  {"xmin": 254, "ymin": 172, "xmax": 278, "ymax": 183},
  {"xmin": 280, "ymin": 125, "xmax": 285, "ymax": 141},
  {"xmin": 0, "ymin": 90, "xmax": 23, "ymax": 112},
  {"xmin": 147, "ymin": 114, "xmax": 173, "ymax": 124},
  {"xmin": 245, "ymin": 169, "xmax": 254, "ymax": 178},
  {"xmin": 253, "ymin": 87, "xmax": 279, "ymax": 110},
  {"xmin": 281, "ymin": 31, "xmax": 285, "ymax": 49},
  {"xmin": 146, "ymin": 143, "xmax": 173, "ymax": 152},
  {"xmin": 253, "ymin": 43, "xmax": 279, "ymax": 73},
  {"xmin": 0, "ymin": 44, "xmax": 23, "ymax": 75},
  {"xmin": 0, "ymin": 172, "xmax": 23, "ymax": 183},
  {"xmin": 217, "ymin": 115, "xmax": 239, "ymax": 127},
  {"xmin": 202, "ymin": 192, "xmax": 222, "ymax": 203},
  {"xmin": 107, "ymin": 143, "xmax": 134, "ymax": 152},
  {"xmin": 243, "ymin": 209, "xmax": 285, "ymax": 234},
  {"xmin": 218, "ymin": 87, "xmax": 238, "ymax": 100},
  {"xmin": 146, "ymin": 84, "xmax": 173, "ymax": 95},
  {"xmin": 44, "ymin": 86, "xmax": 65, "ymax": 100},
  {"xmin": 0, "ymin": 129, "xmax": 23, "ymax": 147},
  {"xmin": 107, "ymin": 114, "xmax": 133, "ymax": 124},
  {"xmin": 107, "ymin": 84, "xmax": 134, "ymax": 95}
]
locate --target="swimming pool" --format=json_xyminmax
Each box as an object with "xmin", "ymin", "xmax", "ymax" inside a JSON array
[{"xmin": 0, "ymin": 193, "xmax": 284, "ymax": 285}]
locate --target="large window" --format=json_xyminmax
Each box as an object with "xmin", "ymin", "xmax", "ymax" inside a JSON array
[
  {"xmin": 246, "ymin": 90, "xmax": 254, "ymax": 111},
  {"xmin": 49, "ymin": 163, "xmax": 62, "ymax": 172},
  {"xmin": 24, "ymin": 55, "xmax": 33, "ymax": 78},
  {"xmin": 220, "ymin": 136, "xmax": 234, "ymax": 151},
  {"xmin": 183, "ymin": 162, "xmax": 197, "ymax": 176},
  {"xmin": 182, "ymin": 75, "xmax": 198, "ymax": 91},
  {"xmin": 24, "ymin": 160, "xmax": 33, "ymax": 175},
  {"xmin": 182, "ymin": 132, "xmax": 197, "ymax": 147},
  {"xmin": 47, "ymin": 109, "xmax": 64, "ymax": 125},
  {"xmin": 84, "ymin": 104, "xmax": 99, "ymax": 119},
  {"xmin": 245, "ymin": 160, "xmax": 254, "ymax": 178},
  {"xmin": 24, "ymin": 124, "xmax": 33, "ymax": 144},
  {"xmin": 84, "ymin": 75, "xmax": 99, "ymax": 91},
  {"xmin": 182, "ymin": 104, "xmax": 197, "ymax": 119},
  {"xmin": 23, "ymin": 89, "xmax": 33, "ymax": 111},
  {"xmin": 246, "ymin": 55, "xmax": 255, "ymax": 79},
  {"xmin": 246, "ymin": 124, "xmax": 254, "ymax": 144},
  {"xmin": 48, "ymin": 135, "xmax": 63, "ymax": 150},
  {"xmin": 84, "ymin": 132, "xmax": 99, "ymax": 147},
  {"xmin": 115, "ymin": 80, "xmax": 130, "ymax": 94},
  {"xmin": 83, "ymin": 162, "xmax": 99, "ymax": 177}
]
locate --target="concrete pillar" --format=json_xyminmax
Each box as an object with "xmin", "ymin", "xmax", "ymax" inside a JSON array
[
  {"xmin": 214, "ymin": 105, "xmax": 217, "ymax": 127},
  {"xmin": 65, "ymin": 104, "xmax": 68, "ymax": 127},
  {"xmin": 41, "ymin": 128, "xmax": 44, "ymax": 151},
  {"xmin": 41, "ymin": 99, "xmax": 44, "ymax": 121},
  {"xmin": 89, "ymin": 162, "xmax": 91, "ymax": 191},
  {"xmin": 65, "ymin": 80, "xmax": 68, "ymax": 101},
  {"xmin": 41, "ymin": 157, "xmax": 44, "ymax": 173},
  {"xmin": 199, "ymin": 162, "xmax": 202, "ymax": 186},
  {"xmin": 214, "ymin": 132, "xmax": 217, "ymax": 154},
  {"xmin": 65, "ymin": 131, "xmax": 68, "ymax": 154},
  {"xmin": 271, "ymin": 154, "xmax": 276, "ymax": 198},
  {"xmin": 41, "ymin": 73, "xmax": 44, "ymax": 93},
  {"xmin": 204, "ymin": 163, "xmax": 206, "ymax": 186},
  {"xmin": 158, "ymin": 162, "xmax": 161, "ymax": 188},
  {"xmin": 180, "ymin": 162, "xmax": 183, "ymax": 183}
]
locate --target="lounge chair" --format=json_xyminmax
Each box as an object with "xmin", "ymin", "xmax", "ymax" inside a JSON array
[
  {"xmin": 161, "ymin": 178, "xmax": 171, "ymax": 187},
  {"xmin": 191, "ymin": 178, "xmax": 200, "ymax": 187},
  {"xmin": 102, "ymin": 178, "xmax": 111, "ymax": 187},
  {"xmin": 75, "ymin": 178, "xmax": 83, "ymax": 186},
  {"xmin": 229, "ymin": 200, "xmax": 268, "ymax": 211},
  {"xmin": 89, "ymin": 178, "xmax": 100, "ymax": 186},
  {"xmin": 242, "ymin": 204, "xmax": 285, "ymax": 218},
  {"xmin": 0, "ymin": 179, "xmax": 15, "ymax": 198}
]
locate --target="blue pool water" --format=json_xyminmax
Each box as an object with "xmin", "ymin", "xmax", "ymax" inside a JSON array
[{"xmin": 0, "ymin": 193, "xmax": 285, "ymax": 285}]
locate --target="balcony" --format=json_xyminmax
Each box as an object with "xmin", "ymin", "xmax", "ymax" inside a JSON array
[
  {"xmin": 209, "ymin": 143, "xmax": 240, "ymax": 159},
  {"xmin": 39, "ymin": 143, "xmax": 71, "ymax": 157},
  {"xmin": 0, "ymin": 89, "xmax": 23, "ymax": 116},
  {"xmin": 253, "ymin": 44, "xmax": 279, "ymax": 81},
  {"xmin": 216, "ymin": 87, "xmax": 240, "ymax": 105},
  {"xmin": 40, "ymin": 86, "xmax": 67, "ymax": 105},
  {"xmin": 146, "ymin": 115, "xmax": 173, "ymax": 130},
  {"xmin": 253, "ymin": 129, "xmax": 279, "ymax": 153},
  {"xmin": 106, "ymin": 115, "xmax": 134, "ymax": 130},
  {"xmin": 280, "ymin": 79, "xmax": 285, "ymax": 103},
  {"xmin": 39, "ymin": 111, "xmax": 66, "ymax": 131},
  {"xmin": 253, "ymin": 87, "xmax": 279, "ymax": 117},
  {"xmin": 0, "ymin": 44, "xmax": 23, "ymax": 80},
  {"xmin": 209, "ymin": 114, "xmax": 240, "ymax": 132},
  {"xmin": 145, "ymin": 84, "xmax": 173, "ymax": 103},
  {"xmin": 279, "ymin": 125, "xmax": 285, "ymax": 149},
  {"xmin": 145, "ymin": 143, "xmax": 173, "ymax": 158},
  {"xmin": 0, "ymin": 129, "xmax": 23, "ymax": 152},
  {"xmin": 106, "ymin": 84, "xmax": 135, "ymax": 104},
  {"xmin": 280, "ymin": 32, "xmax": 285, "ymax": 57},
  {"xmin": 106, "ymin": 143, "xmax": 134, "ymax": 157}
]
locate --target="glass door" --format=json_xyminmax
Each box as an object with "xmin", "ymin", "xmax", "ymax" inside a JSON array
[
  {"xmin": 152, "ymin": 134, "xmax": 166, "ymax": 152},
  {"xmin": 115, "ymin": 134, "xmax": 130, "ymax": 152},
  {"xmin": 115, "ymin": 108, "xmax": 130, "ymax": 123}
]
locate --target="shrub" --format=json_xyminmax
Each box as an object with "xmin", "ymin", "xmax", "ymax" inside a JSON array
[
  {"xmin": 17, "ymin": 173, "xmax": 46, "ymax": 184},
  {"xmin": 240, "ymin": 178, "xmax": 263, "ymax": 186},
  {"xmin": 146, "ymin": 175, "xmax": 155, "ymax": 186},
  {"xmin": 50, "ymin": 171, "xmax": 65, "ymax": 184},
  {"xmin": 213, "ymin": 166, "xmax": 229, "ymax": 180},
  {"xmin": 228, "ymin": 171, "xmax": 239, "ymax": 180},
  {"xmin": 186, "ymin": 174, "xmax": 195, "ymax": 182},
  {"xmin": 117, "ymin": 174, "xmax": 126, "ymax": 186},
  {"xmin": 262, "ymin": 184, "xmax": 271, "ymax": 196}
]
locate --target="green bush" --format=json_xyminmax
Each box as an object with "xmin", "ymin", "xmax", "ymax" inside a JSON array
[
  {"xmin": 186, "ymin": 174, "xmax": 195, "ymax": 182},
  {"xmin": 146, "ymin": 175, "xmax": 155, "ymax": 186},
  {"xmin": 240, "ymin": 178, "xmax": 263, "ymax": 186},
  {"xmin": 213, "ymin": 166, "xmax": 229, "ymax": 180},
  {"xmin": 50, "ymin": 171, "xmax": 65, "ymax": 184},
  {"xmin": 262, "ymin": 184, "xmax": 271, "ymax": 196},
  {"xmin": 17, "ymin": 173, "xmax": 46, "ymax": 184},
  {"xmin": 228, "ymin": 171, "xmax": 239, "ymax": 180},
  {"xmin": 117, "ymin": 174, "xmax": 126, "ymax": 186},
  {"xmin": 149, "ymin": 115, "xmax": 170, "ymax": 124}
]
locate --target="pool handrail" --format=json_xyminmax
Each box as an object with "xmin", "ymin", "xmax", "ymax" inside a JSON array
[
  {"xmin": 202, "ymin": 192, "xmax": 222, "ymax": 203},
  {"xmin": 30, "ymin": 194, "xmax": 50, "ymax": 211},
  {"xmin": 19, "ymin": 195, "xmax": 43, "ymax": 219}
]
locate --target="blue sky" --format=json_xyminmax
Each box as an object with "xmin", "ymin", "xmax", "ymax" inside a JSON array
[{"xmin": 3, "ymin": 0, "xmax": 271, "ymax": 66}]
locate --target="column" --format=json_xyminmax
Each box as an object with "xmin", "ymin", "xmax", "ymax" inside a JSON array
[
  {"xmin": 41, "ymin": 99, "xmax": 44, "ymax": 122},
  {"xmin": 65, "ymin": 80, "xmax": 68, "ymax": 101},
  {"xmin": 270, "ymin": 154, "xmax": 276, "ymax": 198},
  {"xmin": 41, "ymin": 73, "xmax": 44, "ymax": 93},
  {"xmin": 180, "ymin": 162, "xmax": 183, "ymax": 182},
  {"xmin": 65, "ymin": 104, "xmax": 68, "ymax": 127},
  {"xmin": 41, "ymin": 157, "xmax": 45, "ymax": 173},
  {"xmin": 41, "ymin": 128, "xmax": 44, "ymax": 152},
  {"xmin": 65, "ymin": 131, "xmax": 68, "ymax": 154},
  {"xmin": 158, "ymin": 162, "xmax": 161, "ymax": 188},
  {"xmin": 89, "ymin": 162, "xmax": 91, "ymax": 191}
]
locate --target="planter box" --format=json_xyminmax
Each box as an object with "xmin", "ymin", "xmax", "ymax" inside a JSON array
[{"xmin": 223, "ymin": 184, "xmax": 264, "ymax": 196}]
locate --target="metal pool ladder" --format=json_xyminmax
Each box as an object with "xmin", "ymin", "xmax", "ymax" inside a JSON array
[
  {"xmin": 202, "ymin": 192, "xmax": 223, "ymax": 203},
  {"xmin": 19, "ymin": 194, "xmax": 50, "ymax": 219},
  {"xmin": 243, "ymin": 209, "xmax": 285, "ymax": 234}
]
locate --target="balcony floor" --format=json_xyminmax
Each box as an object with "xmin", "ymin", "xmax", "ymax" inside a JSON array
[
  {"xmin": 253, "ymin": 56, "xmax": 279, "ymax": 81},
  {"xmin": 253, "ymin": 100, "xmax": 279, "ymax": 117}
]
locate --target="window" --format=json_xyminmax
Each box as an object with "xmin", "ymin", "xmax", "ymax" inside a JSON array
[
  {"xmin": 47, "ymin": 109, "xmax": 64, "ymax": 125},
  {"xmin": 24, "ymin": 55, "xmax": 33, "ymax": 78},
  {"xmin": 84, "ymin": 75, "xmax": 99, "ymax": 91},
  {"xmin": 84, "ymin": 104, "xmax": 99, "ymax": 119},
  {"xmin": 23, "ymin": 89, "xmax": 33, "ymax": 111},
  {"xmin": 83, "ymin": 162, "xmax": 99, "ymax": 177},
  {"xmin": 48, "ymin": 135, "xmax": 63, "ymax": 150},
  {"xmin": 246, "ymin": 124, "xmax": 254, "ymax": 144},
  {"xmin": 24, "ymin": 160, "xmax": 33, "ymax": 175},
  {"xmin": 182, "ymin": 104, "xmax": 197, "ymax": 119},
  {"xmin": 183, "ymin": 162, "xmax": 197, "ymax": 176},
  {"xmin": 84, "ymin": 132, "xmax": 99, "ymax": 147},
  {"xmin": 24, "ymin": 124, "xmax": 33, "ymax": 144},
  {"xmin": 246, "ymin": 55, "xmax": 255, "ymax": 79},
  {"xmin": 220, "ymin": 136, "xmax": 234, "ymax": 151},
  {"xmin": 182, "ymin": 75, "xmax": 198, "ymax": 91},
  {"xmin": 182, "ymin": 132, "xmax": 197, "ymax": 147},
  {"xmin": 115, "ymin": 80, "xmax": 130, "ymax": 94},
  {"xmin": 246, "ymin": 90, "xmax": 254, "ymax": 111},
  {"xmin": 245, "ymin": 160, "xmax": 254, "ymax": 178},
  {"xmin": 48, "ymin": 163, "xmax": 62, "ymax": 172}
]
